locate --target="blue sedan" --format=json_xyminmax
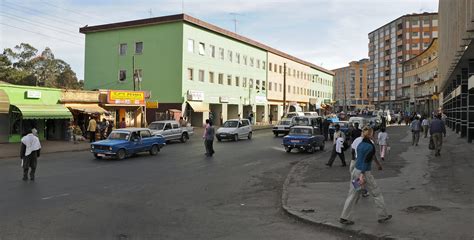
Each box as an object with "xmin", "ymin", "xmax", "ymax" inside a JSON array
[
  {"xmin": 282, "ymin": 126, "xmax": 325, "ymax": 153},
  {"xmin": 91, "ymin": 128, "xmax": 166, "ymax": 160}
]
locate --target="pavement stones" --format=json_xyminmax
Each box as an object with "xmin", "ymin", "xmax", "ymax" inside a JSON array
[{"xmin": 282, "ymin": 126, "xmax": 474, "ymax": 240}]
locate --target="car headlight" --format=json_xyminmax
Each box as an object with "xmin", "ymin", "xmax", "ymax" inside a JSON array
[
  {"xmin": 109, "ymin": 146, "xmax": 112, "ymax": 151},
  {"xmin": 91, "ymin": 145, "xmax": 95, "ymax": 149}
]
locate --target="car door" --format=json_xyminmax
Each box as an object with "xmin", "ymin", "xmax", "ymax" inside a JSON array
[
  {"xmin": 171, "ymin": 123, "xmax": 180, "ymax": 140},
  {"xmin": 162, "ymin": 123, "xmax": 172, "ymax": 140},
  {"xmin": 140, "ymin": 130, "xmax": 152, "ymax": 151},
  {"xmin": 242, "ymin": 119, "xmax": 250, "ymax": 137},
  {"xmin": 130, "ymin": 131, "xmax": 142, "ymax": 153}
]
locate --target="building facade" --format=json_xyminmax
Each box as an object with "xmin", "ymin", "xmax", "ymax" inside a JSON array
[
  {"xmin": 333, "ymin": 59, "xmax": 371, "ymax": 112},
  {"xmin": 439, "ymin": 0, "xmax": 474, "ymax": 143},
  {"xmin": 80, "ymin": 14, "xmax": 334, "ymax": 126},
  {"xmin": 402, "ymin": 38, "xmax": 439, "ymax": 115},
  {"xmin": 368, "ymin": 13, "xmax": 438, "ymax": 110}
]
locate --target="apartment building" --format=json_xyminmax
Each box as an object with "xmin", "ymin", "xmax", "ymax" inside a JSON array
[
  {"xmin": 332, "ymin": 59, "xmax": 370, "ymax": 112},
  {"xmin": 439, "ymin": 0, "xmax": 474, "ymax": 143},
  {"xmin": 80, "ymin": 14, "xmax": 334, "ymax": 126},
  {"xmin": 402, "ymin": 38, "xmax": 439, "ymax": 114},
  {"xmin": 368, "ymin": 12, "xmax": 438, "ymax": 110}
]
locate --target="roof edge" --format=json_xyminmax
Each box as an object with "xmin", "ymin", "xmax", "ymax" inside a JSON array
[{"xmin": 368, "ymin": 12, "xmax": 438, "ymax": 36}]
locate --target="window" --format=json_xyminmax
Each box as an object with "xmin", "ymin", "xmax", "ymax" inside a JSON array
[
  {"xmin": 199, "ymin": 69, "xmax": 205, "ymax": 82},
  {"xmin": 411, "ymin": 20, "xmax": 419, "ymax": 26},
  {"xmin": 279, "ymin": 83, "xmax": 282, "ymax": 92},
  {"xmin": 423, "ymin": 32, "xmax": 430, "ymax": 37},
  {"xmin": 256, "ymin": 79, "xmax": 260, "ymax": 90},
  {"xmin": 243, "ymin": 55, "xmax": 247, "ymax": 65},
  {"xmin": 411, "ymin": 32, "xmax": 419, "ymax": 37},
  {"xmin": 227, "ymin": 75, "xmax": 232, "ymax": 85},
  {"xmin": 262, "ymin": 61, "xmax": 266, "ymax": 70},
  {"xmin": 269, "ymin": 81, "xmax": 272, "ymax": 91},
  {"xmin": 140, "ymin": 130, "xmax": 151, "ymax": 138},
  {"xmin": 243, "ymin": 77, "xmax": 247, "ymax": 88},
  {"xmin": 187, "ymin": 39, "xmax": 194, "ymax": 53},
  {"xmin": 134, "ymin": 69, "xmax": 143, "ymax": 82},
  {"xmin": 433, "ymin": 31, "xmax": 438, "ymax": 38},
  {"xmin": 274, "ymin": 63, "xmax": 278, "ymax": 72},
  {"xmin": 135, "ymin": 42, "xmax": 143, "ymax": 54},
  {"xmin": 119, "ymin": 43, "xmax": 127, "ymax": 56},
  {"xmin": 235, "ymin": 76, "xmax": 240, "ymax": 87},
  {"xmin": 218, "ymin": 73, "xmax": 224, "ymax": 84},
  {"xmin": 279, "ymin": 65, "xmax": 282, "ymax": 74},
  {"xmin": 198, "ymin": 42, "xmax": 205, "ymax": 55},
  {"xmin": 262, "ymin": 81, "xmax": 266, "ymax": 90},
  {"xmin": 423, "ymin": 19, "xmax": 430, "ymax": 25},
  {"xmin": 250, "ymin": 57, "xmax": 254, "ymax": 67},
  {"xmin": 209, "ymin": 72, "xmax": 215, "ymax": 83},
  {"xmin": 257, "ymin": 59, "xmax": 260, "ymax": 68},
  {"xmin": 187, "ymin": 68, "xmax": 194, "ymax": 81},
  {"xmin": 210, "ymin": 45, "xmax": 216, "ymax": 58},
  {"xmin": 228, "ymin": 50, "xmax": 233, "ymax": 62},
  {"xmin": 119, "ymin": 70, "xmax": 126, "ymax": 81},
  {"xmin": 269, "ymin": 62, "xmax": 272, "ymax": 71},
  {"xmin": 219, "ymin": 48, "xmax": 224, "ymax": 60},
  {"xmin": 274, "ymin": 82, "xmax": 277, "ymax": 91},
  {"xmin": 249, "ymin": 79, "xmax": 254, "ymax": 88},
  {"xmin": 236, "ymin": 53, "xmax": 240, "ymax": 63}
]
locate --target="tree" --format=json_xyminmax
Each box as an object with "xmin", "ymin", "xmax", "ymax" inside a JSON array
[{"xmin": 1, "ymin": 43, "xmax": 81, "ymax": 89}]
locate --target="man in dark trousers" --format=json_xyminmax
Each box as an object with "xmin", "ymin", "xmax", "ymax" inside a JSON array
[
  {"xmin": 203, "ymin": 119, "xmax": 215, "ymax": 157},
  {"xmin": 20, "ymin": 128, "xmax": 41, "ymax": 181},
  {"xmin": 322, "ymin": 117, "xmax": 330, "ymax": 141}
]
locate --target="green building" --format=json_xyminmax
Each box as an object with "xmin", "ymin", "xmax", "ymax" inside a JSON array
[{"xmin": 80, "ymin": 14, "xmax": 333, "ymax": 126}]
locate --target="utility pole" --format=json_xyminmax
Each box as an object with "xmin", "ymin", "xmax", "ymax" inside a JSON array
[
  {"xmin": 132, "ymin": 55, "xmax": 136, "ymax": 91},
  {"xmin": 283, "ymin": 63, "xmax": 287, "ymax": 115},
  {"xmin": 343, "ymin": 75, "xmax": 347, "ymax": 112}
]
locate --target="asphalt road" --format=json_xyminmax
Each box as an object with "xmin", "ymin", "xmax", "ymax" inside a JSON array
[{"xmin": 0, "ymin": 129, "xmax": 362, "ymax": 240}]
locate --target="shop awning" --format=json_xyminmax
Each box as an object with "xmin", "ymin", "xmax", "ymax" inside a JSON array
[
  {"xmin": 13, "ymin": 104, "xmax": 72, "ymax": 119},
  {"xmin": 0, "ymin": 89, "xmax": 9, "ymax": 114},
  {"xmin": 66, "ymin": 103, "xmax": 109, "ymax": 114},
  {"xmin": 187, "ymin": 101, "xmax": 209, "ymax": 112}
]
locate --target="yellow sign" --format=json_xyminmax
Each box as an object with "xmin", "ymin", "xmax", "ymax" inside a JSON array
[
  {"xmin": 146, "ymin": 101, "xmax": 159, "ymax": 109},
  {"xmin": 108, "ymin": 90, "xmax": 145, "ymax": 105}
]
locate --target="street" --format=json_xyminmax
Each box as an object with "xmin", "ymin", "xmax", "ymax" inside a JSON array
[{"xmin": 0, "ymin": 129, "xmax": 362, "ymax": 240}]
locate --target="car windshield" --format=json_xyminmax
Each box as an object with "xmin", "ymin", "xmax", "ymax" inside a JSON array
[
  {"xmin": 279, "ymin": 120, "xmax": 290, "ymax": 125},
  {"xmin": 108, "ymin": 132, "xmax": 130, "ymax": 140},
  {"xmin": 148, "ymin": 122, "xmax": 165, "ymax": 130},
  {"xmin": 290, "ymin": 128, "xmax": 312, "ymax": 135},
  {"xmin": 292, "ymin": 117, "xmax": 309, "ymax": 126},
  {"xmin": 223, "ymin": 121, "xmax": 239, "ymax": 128}
]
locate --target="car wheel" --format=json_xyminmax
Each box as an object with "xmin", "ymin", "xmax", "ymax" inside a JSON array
[
  {"xmin": 180, "ymin": 133, "xmax": 188, "ymax": 143},
  {"xmin": 234, "ymin": 134, "xmax": 239, "ymax": 141},
  {"xmin": 308, "ymin": 146, "xmax": 315, "ymax": 154},
  {"xmin": 285, "ymin": 147, "xmax": 292, "ymax": 153},
  {"xmin": 117, "ymin": 149, "xmax": 126, "ymax": 160},
  {"xmin": 217, "ymin": 137, "xmax": 222, "ymax": 142},
  {"xmin": 93, "ymin": 153, "xmax": 102, "ymax": 159},
  {"xmin": 247, "ymin": 132, "xmax": 252, "ymax": 140},
  {"xmin": 320, "ymin": 145, "xmax": 325, "ymax": 151},
  {"xmin": 274, "ymin": 132, "xmax": 278, "ymax": 137},
  {"xmin": 149, "ymin": 145, "xmax": 159, "ymax": 155}
]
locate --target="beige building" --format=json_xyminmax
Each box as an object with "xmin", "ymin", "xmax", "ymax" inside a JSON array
[
  {"xmin": 333, "ymin": 59, "xmax": 370, "ymax": 111},
  {"xmin": 402, "ymin": 38, "xmax": 439, "ymax": 114},
  {"xmin": 368, "ymin": 12, "xmax": 438, "ymax": 110},
  {"xmin": 439, "ymin": 0, "xmax": 474, "ymax": 142}
]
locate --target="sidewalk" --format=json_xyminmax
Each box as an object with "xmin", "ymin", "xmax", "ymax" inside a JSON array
[
  {"xmin": 282, "ymin": 126, "xmax": 474, "ymax": 240},
  {"xmin": 0, "ymin": 140, "xmax": 91, "ymax": 159}
]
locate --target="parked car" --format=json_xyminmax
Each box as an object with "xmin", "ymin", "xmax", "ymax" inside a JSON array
[
  {"xmin": 282, "ymin": 126, "xmax": 325, "ymax": 153},
  {"xmin": 272, "ymin": 118, "xmax": 292, "ymax": 136},
  {"xmin": 303, "ymin": 112, "xmax": 319, "ymax": 117},
  {"xmin": 348, "ymin": 116, "xmax": 369, "ymax": 129},
  {"xmin": 284, "ymin": 112, "xmax": 305, "ymax": 118},
  {"xmin": 148, "ymin": 120, "xmax": 194, "ymax": 143},
  {"xmin": 90, "ymin": 128, "xmax": 166, "ymax": 160},
  {"xmin": 328, "ymin": 121, "xmax": 351, "ymax": 140},
  {"xmin": 216, "ymin": 119, "xmax": 252, "ymax": 141}
]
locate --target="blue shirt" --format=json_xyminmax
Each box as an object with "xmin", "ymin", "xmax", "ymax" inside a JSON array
[{"xmin": 355, "ymin": 139, "xmax": 376, "ymax": 173}]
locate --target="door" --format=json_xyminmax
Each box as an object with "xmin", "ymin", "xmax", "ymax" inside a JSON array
[
  {"xmin": 171, "ymin": 123, "xmax": 180, "ymax": 140},
  {"xmin": 241, "ymin": 120, "xmax": 250, "ymax": 137},
  {"xmin": 129, "ymin": 131, "xmax": 143, "ymax": 153},
  {"xmin": 140, "ymin": 130, "xmax": 153, "ymax": 151},
  {"xmin": 162, "ymin": 123, "xmax": 173, "ymax": 140}
]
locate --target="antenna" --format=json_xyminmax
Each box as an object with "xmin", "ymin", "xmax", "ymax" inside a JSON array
[
  {"xmin": 148, "ymin": 8, "xmax": 153, "ymax": 18},
  {"xmin": 229, "ymin": 13, "xmax": 242, "ymax": 33},
  {"xmin": 182, "ymin": 0, "xmax": 184, "ymax": 13}
]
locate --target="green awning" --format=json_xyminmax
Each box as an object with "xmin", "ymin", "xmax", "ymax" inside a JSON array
[{"xmin": 13, "ymin": 104, "xmax": 72, "ymax": 119}]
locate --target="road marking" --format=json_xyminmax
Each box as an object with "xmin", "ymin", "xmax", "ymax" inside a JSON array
[
  {"xmin": 272, "ymin": 146, "xmax": 286, "ymax": 152},
  {"xmin": 243, "ymin": 161, "xmax": 260, "ymax": 167},
  {"xmin": 41, "ymin": 193, "xmax": 70, "ymax": 200}
]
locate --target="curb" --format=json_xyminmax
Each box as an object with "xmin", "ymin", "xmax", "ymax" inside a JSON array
[
  {"xmin": 280, "ymin": 157, "xmax": 393, "ymax": 240},
  {"xmin": 0, "ymin": 147, "xmax": 90, "ymax": 160}
]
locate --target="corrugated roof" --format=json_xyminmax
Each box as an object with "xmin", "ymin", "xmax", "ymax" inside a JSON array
[{"xmin": 80, "ymin": 14, "xmax": 334, "ymax": 76}]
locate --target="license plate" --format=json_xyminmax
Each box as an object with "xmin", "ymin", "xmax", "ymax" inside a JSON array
[
  {"xmin": 290, "ymin": 140, "xmax": 300, "ymax": 143},
  {"xmin": 279, "ymin": 127, "xmax": 284, "ymax": 130},
  {"xmin": 97, "ymin": 154, "xmax": 105, "ymax": 157}
]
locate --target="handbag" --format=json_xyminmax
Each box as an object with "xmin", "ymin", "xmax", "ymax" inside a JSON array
[{"xmin": 428, "ymin": 136, "xmax": 435, "ymax": 150}]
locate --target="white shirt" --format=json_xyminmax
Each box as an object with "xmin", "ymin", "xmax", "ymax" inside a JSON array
[
  {"xmin": 351, "ymin": 137, "xmax": 363, "ymax": 158},
  {"xmin": 333, "ymin": 130, "xmax": 345, "ymax": 144},
  {"xmin": 335, "ymin": 137, "xmax": 344, "ymax": 153},
  {"xmin": 378, "ymin": 132, "xmax": 388, "ymax": 145},
  {"xmin": 421, "ymin": 119, "xmax": 429, "ymax": 126}
]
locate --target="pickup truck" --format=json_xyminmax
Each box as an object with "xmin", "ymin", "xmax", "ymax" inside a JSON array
[
  {"xmin": 90, "ymin": 128, "xmax": 166, "ymax": 160},
  {"xmin": 148, "ymin": 120, "xmax": 194, "ymax": 143},
  {"xmin": 282, "ymin": 126, "xmax": 325, "ymax": 153}
]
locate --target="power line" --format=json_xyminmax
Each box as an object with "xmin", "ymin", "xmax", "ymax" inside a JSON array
[
  {"xmin": 0, "ymin": 22, "xmax": 82, "ymax": 46},
  {"xmin": 39, "ymin": 0, "xmax": 112, "ymax": 23},
  {"xmin": 0, "ymin": 12, "xmax": 83, "ymax": 39}
]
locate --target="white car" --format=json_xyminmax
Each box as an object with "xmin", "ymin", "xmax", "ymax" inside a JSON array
[{"xmin": 216, "ymin": 119, "xmax": 252, "ymax": 141}]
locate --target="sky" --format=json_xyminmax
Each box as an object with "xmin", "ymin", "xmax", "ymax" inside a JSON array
[{"xmin": 0, "ymin": 0, "xmax": 438, "ymax": 80}]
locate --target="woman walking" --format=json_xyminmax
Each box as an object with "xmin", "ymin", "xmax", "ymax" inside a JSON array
[
  {"xmin": 339, "ymin": 127, "xmax": 391, "ymax": 225},
  {"xmin": 377, "ymin": 128, "xmax": 388, "ymax": 161}
]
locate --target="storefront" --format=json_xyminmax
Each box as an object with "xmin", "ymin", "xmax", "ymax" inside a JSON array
[
  {"xmin": 0, "ymin": 84, "xmax": 72, "ymax": 143},
  {"xmin": 99, "ymin": 90, "xmax": 146, "ymax": 128}
]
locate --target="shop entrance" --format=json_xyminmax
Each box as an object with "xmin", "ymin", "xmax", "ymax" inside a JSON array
[
  {"xmin": 209, "ymin": 104, "xmax": 223, "ymax": 126},
  {"xmin": 227, "ymin": 104, "xmax": 239, "ymax": 120}
]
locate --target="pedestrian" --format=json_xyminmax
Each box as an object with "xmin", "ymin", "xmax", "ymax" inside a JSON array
[
  {"xmin": 325, "ymin": 124, "xmax": 347, "ymax": 167},
  {"xmin": 410, "ymin": 116, "xmax": 421, "ymax": 146},
  {"xmin": 87, "ymin": 116, "xmax": 97, "ymax": 142},
  {"xmin": 99, "ymin": 118, "xmax": 108, "ymax": 140},
  {"xmin": 179, "ymin": 117, "xmax": 187, "ymax": 127},
  {"xmin": 340, "ymin": 127, "xmax": 391, "ymax": 225},
  {"xmin": 106, "ymin": 120, "xmax": 114, "ymax": 137},
  {"xmin": 377, "ymin": 128, "xmax": 388, "ymax": 161},
  {"xmin": 219, "ymin": 112, "xmax": 223, "ymax": 126},
  {"xmin": 203, "ymin": 119, "xmax": 215, "ymax": 157},
  {"xmin": 119, "ymin": 118, "xmax": 126, "ymax": 128},
  {"xmin": 351, "ymin": 122, "xmax": 362, "ymax": 141},
  {"xmin": 269, "ymin": 113, "xmax": 273, "ymax": 124},
  {"xmin": 322, "ymin": 118, "xmax": 330, "ymax": 141},
  {"xmin": 421, "ymin": 117, "xmax": 430, "ymax": 138},
  {"xmin": 430, "ymin": 114, "xmax": 446, "ymax": 157},
  {"xmin": 20, "ymin": 128, "xmax": 41, "ymax": 181}
]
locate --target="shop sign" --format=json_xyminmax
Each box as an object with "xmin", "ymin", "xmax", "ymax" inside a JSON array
[
  {"xmin": 219, "ymin": 96, "xmax": 229, "ymax": 103},
  {"xmin": 107, "ymin": 90, "xmax": 145, "ymax": 105},
  {"xmin": 26, "ymin": 90, "xmax": 41, "ymax": 99},
  {"xmin": 255, "ymin": 95, "xmax": 267, "ymax": 104},
  {"xmin": 187, "ymin": 90, "xmax": 204, "ymax": 101},
  {"xmin": 309, "ymin": 98, "xmax": 317, "ymax": 104},
  {"xmin": 146, "ymin": 101, "xmax": 159, "ymax": 109}
]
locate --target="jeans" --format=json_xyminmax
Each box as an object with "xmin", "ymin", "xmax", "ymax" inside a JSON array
[
  {"xmin": 422, "ymin": 126, "xmax": 429, "ymax": 138},
  {"xmin": 412, "ymin": 131, "xmax": 420, "ymax": 145}
]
